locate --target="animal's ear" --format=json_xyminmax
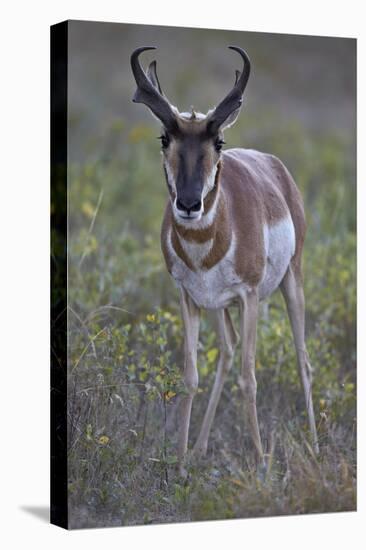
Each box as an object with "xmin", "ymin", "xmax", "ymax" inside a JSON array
[{"xmin": 218, "ymin": 106, "xmax": 241, "ymax": 131}]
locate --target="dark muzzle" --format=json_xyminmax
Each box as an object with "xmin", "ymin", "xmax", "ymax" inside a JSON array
[{"xmin": 176, "ymin": 197, "xmax": 202, "ymax": 216}]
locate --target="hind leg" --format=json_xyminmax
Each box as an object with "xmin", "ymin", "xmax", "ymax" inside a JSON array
[{"xmin": 280, "ymin": 266, "xmax": 319, "ymax": 453}]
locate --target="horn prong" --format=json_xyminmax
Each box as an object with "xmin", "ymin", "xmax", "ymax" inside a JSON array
[
  {"xmin": 130, "ymin": 47, "xmax": 178, "ymax": 132},
  {"xmin": 206, "ymin": 46, "xmax": 251, "ymax": 134}
]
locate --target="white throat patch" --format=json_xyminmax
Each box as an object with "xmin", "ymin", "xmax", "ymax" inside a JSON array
[{"xmin": 178, "ymin": 236, "xmax": 214, "ymax": 269}]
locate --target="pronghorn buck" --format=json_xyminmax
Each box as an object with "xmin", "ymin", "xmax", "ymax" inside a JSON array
[{"xmin": 131, "ymin": 45, "xmax": 319, "ymax": 473}]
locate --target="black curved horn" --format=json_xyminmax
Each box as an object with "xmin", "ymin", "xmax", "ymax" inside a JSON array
[
  {"xmin": 207, "ymin": 46, "xmax": 251, "ymax": 134},
  {"xmin": 130, "ymin": 47, "xmax": 177, "ymax": 132}
]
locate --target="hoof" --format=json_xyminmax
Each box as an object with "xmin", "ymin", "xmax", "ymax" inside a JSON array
[
  {"xmin": 256, "ymin": 456, "xmax": 269, "ymax": 482},
  {"xmin": 178, "ymin": 463, "xmax": 189, "ymax": 479},
  {"xmin": 192, "ymin": 442, "xmax": 208, "ymax": 458},
  {"xmin": 312, "ymin": 437, "xmax": 320, "ymax": 455}
]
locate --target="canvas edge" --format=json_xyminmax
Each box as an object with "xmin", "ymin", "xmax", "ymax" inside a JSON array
[{"xmin": 50, "ymin": 19, "xmax": 69, "ymax": 530}]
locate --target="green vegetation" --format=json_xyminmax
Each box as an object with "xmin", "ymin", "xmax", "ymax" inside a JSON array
[{"xmin": 67, "ymin": 116, "xmax": 356, "ymax": 528}]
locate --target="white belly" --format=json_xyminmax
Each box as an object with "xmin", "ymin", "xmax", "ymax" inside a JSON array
[
  {"xmin": 259, "ymin": 214, "xmax": 296, "ymax": 300},
  {"xmin": 167, "ymin": 215, "xmax": 296, "ymax": 309}
]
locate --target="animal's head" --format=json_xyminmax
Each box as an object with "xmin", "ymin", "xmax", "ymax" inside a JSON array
[{"xmin": 130, "ymin": 46, "xmax": 250, "ymax": 222}]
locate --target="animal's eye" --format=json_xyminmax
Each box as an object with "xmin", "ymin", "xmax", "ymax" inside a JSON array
[
  {"xmin": 158, "ymin": 134, "xmax": 170, "ymax": 149},
  {"xmin": 215, "ymin": 138, "xmax": 225, "ymax": 152}
]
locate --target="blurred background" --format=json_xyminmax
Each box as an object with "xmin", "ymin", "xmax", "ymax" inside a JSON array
[{"xmin": 67, "ymin": 21, "xmax": 356, "ymax": 528}]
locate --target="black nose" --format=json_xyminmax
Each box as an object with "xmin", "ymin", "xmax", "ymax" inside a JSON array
[{"xmin": 176, "ymin": 198, "xmax": 202, "ymax": 215}]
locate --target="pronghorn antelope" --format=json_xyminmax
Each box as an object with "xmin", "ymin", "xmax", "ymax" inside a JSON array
[{"xmin": 130, "ymin": 45, "xmax": 319, "ymax": 473}]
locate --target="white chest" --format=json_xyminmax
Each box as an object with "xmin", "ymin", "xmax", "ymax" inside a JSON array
[
  {"xmin": 168, "ymin": 231, "xmax": 246, "ymax": 309},
  {"xmin": 167, "ymin": 215, "xmax": 296, "ymax": 309}
]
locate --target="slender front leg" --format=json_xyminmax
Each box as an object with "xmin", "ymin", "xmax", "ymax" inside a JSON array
[
  {"xmin": 238, "ymin": 289, "xmax": 264, "ymax": 464},
  {"xmin": 280, "ymin": 266, "xmax": 319, "ymax": 453},
  {"xmin": 194, "ymin": 308, "xmax": 238, "ymax": 456},
  {"xmin": 178, "ymin": 287, "xmax": 200, "ymax": 472}
]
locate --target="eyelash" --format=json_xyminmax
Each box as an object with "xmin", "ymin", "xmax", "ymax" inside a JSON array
[
  {"xmin": 215, "ymin": 138, "xmax": 225, "ymax": 152},
  {"xmin": 158, "ymin": 134, "xmax": 170, "ymax": 149}
]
